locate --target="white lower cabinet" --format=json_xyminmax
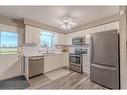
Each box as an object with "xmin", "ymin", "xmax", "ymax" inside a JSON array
[
  {"xmin": 44, "ymin": 54, "xmax": 69, "ymax": 73},
  {"xmin": 63, "ymin": 53, "xmax": 69, "ymax": 68},
  {"xmin": 83, "ymin": 55, "xmax": 90, "ymax": 74}
]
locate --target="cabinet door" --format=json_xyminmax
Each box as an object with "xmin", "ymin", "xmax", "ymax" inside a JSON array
[
  {"xmin": 54, "ymin": 54, "xmax": 65, "ymax": 68},
  {"xmin": 57, "ymin": 34, "xmax": 66, "ymax": 45},
  {"xmin": 25, "ymin": 25, "xmax": 41, "ymax": 44},
  {"xmin": 66, "ymin": 34, "xmax": 73, "ymax": 45},
  {"xmin": 33, "ymin": 31, "xmax": 40, "ymax": 44},
  {"xmin": 85, "ymin": 35, "xmax": 90, "ymax": 44},
  {"xmin": 62, "ymin": 54, "xmax": 69, "ymax": 67},
  {"xmin": 44, "ymin": 54, "xmax": 67, "ymax": 73},
  {"xmin": 25, "ymin": 27, "xmax": 34, "ymax": 43},
  {"xmin": 44, "ymin": 56, "xmax": 54, "ymax": 73}
]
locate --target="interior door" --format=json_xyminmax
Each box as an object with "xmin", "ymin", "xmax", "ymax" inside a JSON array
[
  {"xmin": 0, "ymin": 31, "xmax": 22, "ymax": 80},
  {"xmin": 91, "ymin": 29, "xmax": 119, "ymax": 67}
]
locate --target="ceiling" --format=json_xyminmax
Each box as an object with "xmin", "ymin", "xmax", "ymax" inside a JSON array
[{"xmin": 0, "ymin": 6, "xmax": 119, "ymax": 32}]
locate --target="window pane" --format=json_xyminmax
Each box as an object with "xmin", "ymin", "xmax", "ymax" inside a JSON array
[
  {"xmin": 0, "ymin": 48, "xmax": 17, "ymax": 54},
  {"xmin": 40, "ymin": 32, "xmax": 55, "ymax": 48},
  {"xmin": 41, "ymin": 35, "xmax": 52, "ymax": 47},
  {"xmin": 0, "ymin": 31, "xmax": 18, "ymax": 54},
  {"xmin": 1, "ymin": 31, "xmax": 18, "ymax": 47},
  {"xmin": 41, "ymin": 32, "xmax": 53, "ymax": 36}
]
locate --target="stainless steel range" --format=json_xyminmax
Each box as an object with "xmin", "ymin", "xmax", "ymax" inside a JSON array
[{"xmin": 69, "ymin": 47, "xmax": 87, "ymax": 73}]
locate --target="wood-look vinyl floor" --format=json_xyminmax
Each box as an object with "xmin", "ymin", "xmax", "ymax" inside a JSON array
[{"xmin": 27, "ymin": 71, "xmax": 107, "ymax": 89}]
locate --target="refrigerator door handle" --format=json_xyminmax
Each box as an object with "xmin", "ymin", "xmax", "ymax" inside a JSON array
[
  {"xmin": 90, "ymin": 36, "xmax": 93, "ymax": 61},
  {"xmin": 91, "ymin": 64, "xmax": 116, "ymax": 71}
]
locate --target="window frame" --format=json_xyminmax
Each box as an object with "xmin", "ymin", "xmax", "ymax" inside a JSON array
[
  {"xmin": 0, "ymin": 30, "xmax": 19, "ymax": 55},
  {"xmin": 40, "ymin": 31, "xmax": 56, "ymax": 48}
]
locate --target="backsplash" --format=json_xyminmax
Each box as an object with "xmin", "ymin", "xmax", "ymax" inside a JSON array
[
  {"xmin": 23, "ymin": 43, "xmax": 90, "ymax": 56},
  {"xmin": 23, "ymin": 43, "xmax": 63, "ymax": 56}
]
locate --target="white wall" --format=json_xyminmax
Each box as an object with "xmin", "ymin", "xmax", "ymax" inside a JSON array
[
  {"xmin": 0, "ymin": 24, "xmax": 17, "ymax": 32},
  {"xmin": 0, "ymin": 55, "xmax": 22, "ymax": 80},
  {"xmin": 119, "ymin": 6, "xmax": 127, "ymax": 89}
]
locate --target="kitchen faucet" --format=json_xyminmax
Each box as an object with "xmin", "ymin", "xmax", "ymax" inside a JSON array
[{"xmin": 38, "ymin": 41, "xmax": 49, "ymax": 54}]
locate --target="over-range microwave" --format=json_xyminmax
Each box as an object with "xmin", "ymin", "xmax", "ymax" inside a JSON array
[{"xmin": 72, "ymin": 36, "xmax": 85, "ymax": 45}]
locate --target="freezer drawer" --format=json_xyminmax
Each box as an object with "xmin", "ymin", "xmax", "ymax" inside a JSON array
[
  {"xmin": 29, "ymin": 56, "xmax": 44, "ymax": 78},
  {"xmin": 90, "ymin": 63, "xmax": 120, "ymax": 89}
]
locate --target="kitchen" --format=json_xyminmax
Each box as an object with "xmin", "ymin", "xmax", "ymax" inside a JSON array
[{"xmin": 0, "ymin": 6, "xmax": 126, "ymax": 90}]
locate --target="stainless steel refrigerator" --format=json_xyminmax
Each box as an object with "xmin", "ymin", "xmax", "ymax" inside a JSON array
[{"xmin": 90, "ymin": 29, "xmax": 120, "ymax": 89}]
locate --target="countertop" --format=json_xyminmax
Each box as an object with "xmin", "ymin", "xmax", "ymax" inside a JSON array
[{"xmin": 24, "ymin": 52, "xmax": 68, "ymax": 57}]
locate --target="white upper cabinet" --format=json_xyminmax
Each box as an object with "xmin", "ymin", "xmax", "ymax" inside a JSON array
[
  {"xmin": 85, "ymin": 35, "xmax": 90, "ymax": 45},
  {"xmin": 25, "ymin": 21, "xmax": 119, "ymax": 45},
  {"xmin": 25, "ymin": 26, "xmax": 34, "ymax": 43},
  {"xmin": 104, "ymin": 21, "xmax": 119, "ymax": 31},
  {"xmin": 56, "ymin": 33, "xmax": 66, "ymax": 45},
  {"xmin": 65, "ymin": 33, "xmax": 73, "ymax": 45},
  {"xmin": 33, "ymin": 29, "xmax": 40, "ymax": 44},
  {"xmin": 25, "ymin": 25, "xmax": 40, "ymax": 44},
  {"xmin": 25, "ymin": 25, "xmax": 66, "ymax": 45}
]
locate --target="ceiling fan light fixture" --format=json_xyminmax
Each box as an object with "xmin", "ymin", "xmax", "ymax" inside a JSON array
[
  {"xmin": 63, "ymin": 16, "xmax": 69, "ymax": 23},
  {"xmin": 62, "ymin": 16, "xmax": 74, "ymax": 31},
  {"xmin": 62, "ymin": 24, "xmax": 66, "ymax": 29},
  {"xmin": 67, "ymin": 25, "xmax": 70, "ymax": 29}
]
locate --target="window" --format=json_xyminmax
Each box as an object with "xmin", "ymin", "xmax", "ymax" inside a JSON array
[
  {"xmin": 40, "ymin": 32, "xmax": 56, "ymax": 48},
  {"xmin": 0, "ymin": 31, "xmax": 18, "ymax": 54}
]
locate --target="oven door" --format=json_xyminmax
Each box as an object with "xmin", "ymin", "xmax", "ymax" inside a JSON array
[{"xmin": 69, "ymin": 55, "xmax": 81, "ymax": 64}]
